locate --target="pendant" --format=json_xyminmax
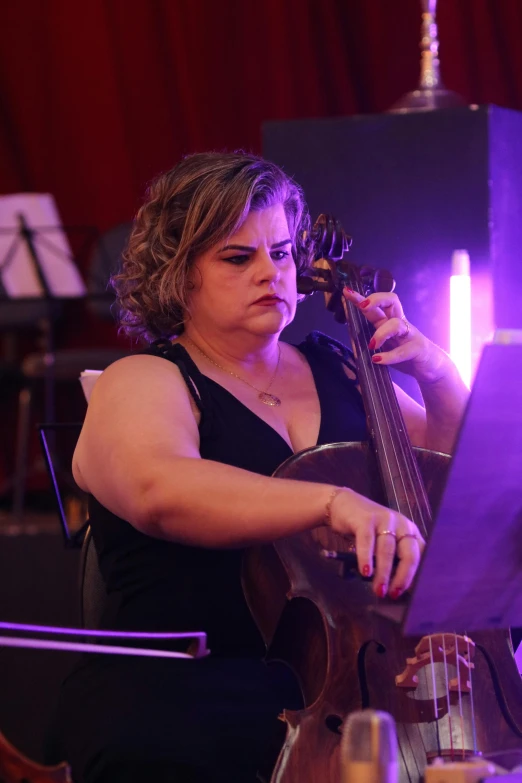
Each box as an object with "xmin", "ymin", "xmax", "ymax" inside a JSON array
[{"xmin": 258, "ymin": 391, "xmax": 281, "ymax": 407}]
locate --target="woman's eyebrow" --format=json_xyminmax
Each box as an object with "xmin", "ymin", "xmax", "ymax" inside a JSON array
[{"xmin": 218, "ymin": 238, "xmax": 292, "ymax": 252}]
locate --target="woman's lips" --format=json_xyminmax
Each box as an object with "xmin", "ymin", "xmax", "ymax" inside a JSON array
[{"xmin": 252, "ymin": 296, "xmax": 283, "ymax": 306}]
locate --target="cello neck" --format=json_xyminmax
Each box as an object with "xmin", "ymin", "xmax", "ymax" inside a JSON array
[{"xmin": 345, "ymin": 298, "xmax": 432, "ymax": 539}]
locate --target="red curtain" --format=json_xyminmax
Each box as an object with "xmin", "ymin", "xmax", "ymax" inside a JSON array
[
  {"xmin": 0, "ymin": 0, "xmax": 521, "ymax": 353},
  {"xmin": 1, "ymin": 0, "xmax": 522, "ymax": 487},
  {"xmin": 3, "ymin": 0, "xmax": 522, "ymax": 237}
]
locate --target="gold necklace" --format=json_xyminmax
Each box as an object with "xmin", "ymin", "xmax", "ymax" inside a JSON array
[{"xmin": 184, "ymin": 336, "xmax": 282, "ymax": 407}]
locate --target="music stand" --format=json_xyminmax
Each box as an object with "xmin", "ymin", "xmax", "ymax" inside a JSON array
[
  {"xmin": 375, "ymin": 330, "xmax": 522, "ymax": 639},
  {"xmin": 0, "ymin": 195, "xmax": 97, "ymax": 517},
  {"xmin": 0, "ymin": 193, "xmax": 86, "ymax": 299},
  {"xmin": 0, "ymin": 193, "xmax": 90, "ymax": 419}
]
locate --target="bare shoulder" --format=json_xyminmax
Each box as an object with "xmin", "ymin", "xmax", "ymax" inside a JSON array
[
  {"xmin": 72, "ymin": 353, "xmax": 201, "ymax": 509},
  {"xmin": 78, "ymin": 353, "xmax": 201, "ymax": 438},
  {"xmin": 87, "ymin": 352, "xmax": 196, "ymax": 404}
]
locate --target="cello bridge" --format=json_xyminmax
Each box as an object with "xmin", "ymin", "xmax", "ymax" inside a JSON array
[{"xmin": 395, "ymin": 633, "xmax": 476, "ymax": 693}]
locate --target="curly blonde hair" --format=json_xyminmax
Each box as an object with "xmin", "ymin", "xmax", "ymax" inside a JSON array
[{"xmin": 112, "ymin": 151, "xmax": 313, "ymax": 342}]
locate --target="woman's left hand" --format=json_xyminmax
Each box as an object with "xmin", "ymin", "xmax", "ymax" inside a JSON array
[{"xmin": 343, "ymin": 287, "xmax": 449, "ymax": 384}]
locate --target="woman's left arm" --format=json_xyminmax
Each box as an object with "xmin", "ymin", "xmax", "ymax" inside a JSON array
[{"xmin": 344, "ymin": 288, "xmax": 470, "ymax": 455}]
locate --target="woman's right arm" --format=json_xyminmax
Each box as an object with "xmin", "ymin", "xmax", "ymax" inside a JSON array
[{"xmin": 73, "ymin": 355, "xmax": 422, "ymax": 595}]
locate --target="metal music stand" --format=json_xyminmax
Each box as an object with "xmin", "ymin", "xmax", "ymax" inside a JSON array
[
  {"xmin": 0, "ymin": 194, "xmax": 90, "ymax": 422},
  {"xmin": 374, "ymin": 331, "xmax": 522, "ymax": 636},
  {"xmin": 0, "ymin": 195, "xmax": 111, "ymax": 517}
]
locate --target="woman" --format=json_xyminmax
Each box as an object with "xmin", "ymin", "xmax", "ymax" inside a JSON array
[{"xmin": 49, "ymin": 152, "xmax": 468, "ymax": 782}]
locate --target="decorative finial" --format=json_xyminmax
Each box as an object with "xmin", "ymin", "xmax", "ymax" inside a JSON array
[{"xmin": 389, "ymin": 0, "xmax": 464, "ymax": 113}]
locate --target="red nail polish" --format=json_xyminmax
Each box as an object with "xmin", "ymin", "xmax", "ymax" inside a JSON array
[
  {"xmin": 372, "ymin": 355, "xmax": 382, "ymax": 363},
  {"xmin": 344, "ymin": 287, "xmax": 354, "ymax": 294},
  {"xmin": 390, "ymin": 587, "xmax": 403, "ymax": 600},
  {"xmin": 359, "ymin": 299, "xmax": 370, "ymax": 308},
  {"xmin": 378, "ymin": 583, "xmax": 387, "ymax": 598},
  {"xmin": 362, "ymin": 565, "xmax": 370, "ymax": 577},
  {"xmin": 368, "ymin": 337, "xmax": 376, "ymax": 351}
]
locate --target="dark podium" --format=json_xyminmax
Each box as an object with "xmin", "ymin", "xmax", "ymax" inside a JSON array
[{"xmin": 263, "ymin": 105, "xmax": 522, "ymax": 398}]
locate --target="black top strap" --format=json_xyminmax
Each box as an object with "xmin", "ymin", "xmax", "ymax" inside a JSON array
[
  {"xmin": 143, "ymin": 339, "xmax": 214, "ymax": 437},
  {"xmin": 301, "ymin": 330, "xmax": 358, "ymax": 383}
]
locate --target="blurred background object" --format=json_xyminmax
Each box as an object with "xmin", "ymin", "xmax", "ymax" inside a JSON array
[{"xmin": 390, "ymin": 0, "xmax": 465, "ymax": 113}]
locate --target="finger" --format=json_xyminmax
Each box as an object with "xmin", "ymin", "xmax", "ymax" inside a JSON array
[
  {"xmin": 343, "ymin": 288, "xmax": 387, "ymax": 324},
  {"xmin": 370, "ymin": 317, "xmax": 412, "ymax": 351},
  {"xmin": 371, "ymin": 341, "xmax": 417, "ymax": 366},
  {"xmin": 389, "ymin": 541, "xmax": 421, "ymax": 597},
  {"xmin": 373, "ymin": 529, "xmax": 397, "ymax": 597},
  {"xmin": 343, "ymin": 288, "xmax": 365, "ymax": 305},
  {"xmin": 358, "ymin": 292, "xmax": 404, "ymax": 320},
  {"xmin": 354, "ymin": 524, "xmax": 376, "ymax": 579},
  {"xmin": 388, "ymin": 517, "xmax": 426, "ymax": 599}
]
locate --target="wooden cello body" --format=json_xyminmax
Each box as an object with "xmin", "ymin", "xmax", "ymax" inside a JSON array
[
  {"xmin": 0, "ymin": 729, "xmax": 71, "ymax": 782},
  {"xmin": 244, "ymin": 444, "xmax": 522, "ymax": 781},
  {"xmin": 243, "ymin": 215, "xmax": 522, "ymax": 781}
]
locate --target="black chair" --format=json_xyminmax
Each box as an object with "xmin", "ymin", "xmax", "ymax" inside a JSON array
[
  {"xmin": 78, "ymin": 525, "xmax": 106, "ymax": 629},
  {"xmin": 39, "ymin": 422, "xmax": 107, "ymax": 629}
]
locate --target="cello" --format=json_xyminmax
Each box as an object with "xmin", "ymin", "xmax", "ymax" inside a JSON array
[
  {"xmin": 0, "ymin": 730, "xmax": 71, "ymax": 782},
  {"xmin": 242, "ymin": 215, "xmax": 522, "ymax": 782}
]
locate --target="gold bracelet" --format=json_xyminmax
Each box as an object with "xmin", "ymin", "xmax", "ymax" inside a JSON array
[{"xmin": 324, "ymin": 486, "xmax": 347, "ymax": 526}]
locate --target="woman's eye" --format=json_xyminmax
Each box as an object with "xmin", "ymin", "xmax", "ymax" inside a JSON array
[
  {"xmin": 222, "ymin": 255, "xmax": 250, "ymax": 265},
  {"xmin": 271, "ymin": 250, "xmax": 290, "ymax": 261},
  {"xmin": 221, "ymin": 249, "xmax": 290, "ymax": 265}
]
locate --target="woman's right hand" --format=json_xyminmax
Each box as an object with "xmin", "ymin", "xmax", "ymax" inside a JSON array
[{"xmin": 327, "ymin": 488, "xmax": 425, "ymax": 599}]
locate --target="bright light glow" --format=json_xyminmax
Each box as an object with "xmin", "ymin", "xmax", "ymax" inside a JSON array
[{"xmin": 450, "ymin": 250, "xmax": 472, "ymax": 388}]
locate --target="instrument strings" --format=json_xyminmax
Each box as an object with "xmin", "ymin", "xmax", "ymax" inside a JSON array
[
  {"xmin": 343, "ymin": 274, "xmax": 427, "ymax": 534},
  {"xmin": 345, "ymin": 279, "xmax": 437, "ymax": 761},
  {"xmin": 441, "ymin": 634, "xmax": 455, "ymax": 759},
  {"xmin": 344, "ymin": 273, "xmax": 477, "ymax": 763}
]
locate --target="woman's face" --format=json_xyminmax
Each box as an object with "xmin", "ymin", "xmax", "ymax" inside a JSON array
[{"xmin": 186, "ymin": 203, "xmax": 297, "ymax": 340}]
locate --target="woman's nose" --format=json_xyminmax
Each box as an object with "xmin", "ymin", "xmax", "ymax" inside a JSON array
[{"xmin": 255, "ymin": 250, "xmax": 280, "ymax": 282}]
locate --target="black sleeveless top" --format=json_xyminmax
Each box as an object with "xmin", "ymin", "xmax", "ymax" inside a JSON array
[{"xmin": 88, "ymin": 332, "xmax": 368, "ymax": 658}]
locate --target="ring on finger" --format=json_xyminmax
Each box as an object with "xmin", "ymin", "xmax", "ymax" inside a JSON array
[
  {"xmin": 376, "ymin": 530, "xmax": 397, "ymax": 539},
  {"xmin": 400, "ymin": 316, "xmax": 410, "ymax": 338},
  {"xmin": 397, "ymin": 532, "xmax": 418, "ymax": 543}
]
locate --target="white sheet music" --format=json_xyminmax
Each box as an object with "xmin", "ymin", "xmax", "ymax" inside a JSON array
[
  {"xmin": 80, "ymin": 370, "xmax": 102, "ymax": 402},
  {"xmin": 0, "ymin": 193, "xmax": 86, "ymax": 297}
]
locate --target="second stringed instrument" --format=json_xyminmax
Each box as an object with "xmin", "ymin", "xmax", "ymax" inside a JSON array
[{"xmin": 243, "ymin": 215, "xmax": 522, "ymax": 782}]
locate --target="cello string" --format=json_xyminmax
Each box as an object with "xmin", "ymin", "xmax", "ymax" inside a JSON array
[
  {"xmin": 378, "ymin": 369, "xmax": 432, "ymax": 536},
  {"xmin": 352, "ymin": 277, "xmax": 431, "ymax": 535},
  {"xmin": 351, "ymin": 284, "xmax": 465, "ymax": 762},
  {"xmin": 342, "ymin": 267, "xmax": 432, "ymax": 542},
  {"xmin": 366, "ymin": 327, "xmax": 431, "ymax": 537},
  {"xmin": 441, "ymin": 633, "xmax": 455, "ymax": 761},
  {"xmin": 344, "ymin": 285, "xmax": 409, "ymax": 519},
  {"xmin": 345, "ymin": 273, "xmax": 435, "ymax": 767},
  {"xmin": 346, "ymin": 278, "xmax": 428, "ymax": 536},
  {"xmin": 454, "ymin": 632, "xmax": 466, "ymax": 759},
  {"xmin": 355, "ymin": 303, "xmax": 434, "ymax": 557},
  {"xmin": 465, "ymin": 634, "xmax": 477, "ymax": 754},
  {"xmin": 346, "ymin": 281, "xmax": 432, "ymax": 763},
  {"xmin": 349, "ymin": 280, "xmax": 442, "ymax": 768},
  {"xmin": 428, "ymin": 635, "xmax": 442, "ymax": 756}
]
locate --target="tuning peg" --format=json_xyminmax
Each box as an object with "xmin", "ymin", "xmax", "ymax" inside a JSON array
[
  {"xmin": 311, "ymin": 214, "xmax": 352, "ymax": 261},
  {"xmin": 359, "ymin": 266, "xmax": 395, "ymax": 295}
]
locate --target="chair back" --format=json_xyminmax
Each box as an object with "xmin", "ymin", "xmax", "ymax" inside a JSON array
[
  {"xmin": 38, "ymin": 422, "xmax": 85, "ymax": 546},
  {"xmin": 38, "ymin": 421, "xmax": 108, "ymax": 627},
  {"xmin": 79, "ymin": 526, "xmax": 107, "ymax": 629}
]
